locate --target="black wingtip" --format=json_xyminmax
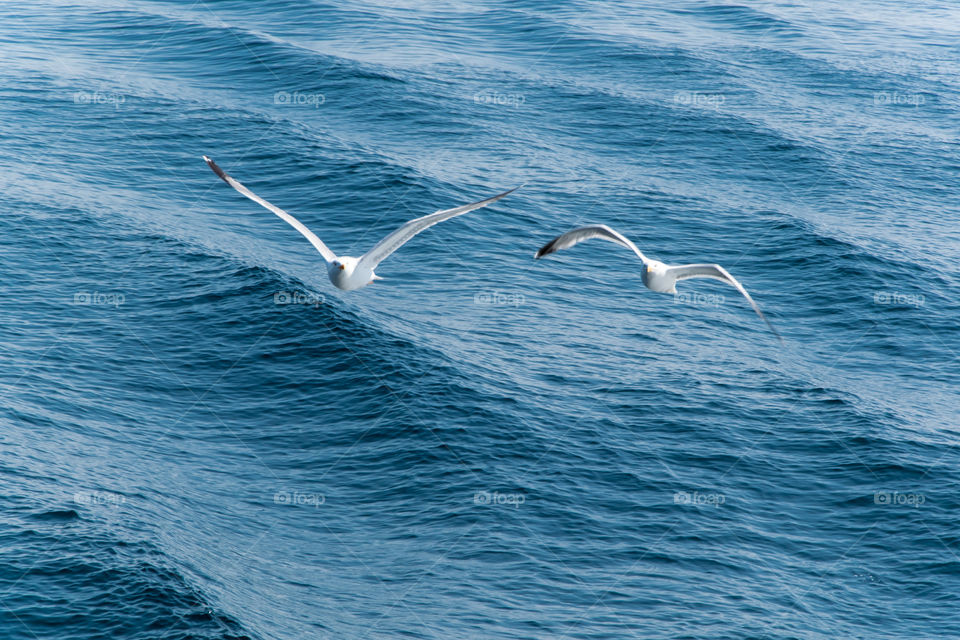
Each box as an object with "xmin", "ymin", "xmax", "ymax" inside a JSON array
[
  {"xmin": 761, "ymin": 315, "xmax": 783, "ymax": 345},
  {"xmin": 203, "ymin": 155, "xmax": 230, "ymax": 185},
  {"xmin": 495, "ymin": 184, "xmax": 524, "ymax": 200},
  {"xmin": 535, "ymin": 237, "xmax": 559, "ymax": 260}
]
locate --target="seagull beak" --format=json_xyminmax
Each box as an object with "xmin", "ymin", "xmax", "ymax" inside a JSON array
[{"xmin": 338, "ymin": 264, "xmax": 345, "ymax": 271}]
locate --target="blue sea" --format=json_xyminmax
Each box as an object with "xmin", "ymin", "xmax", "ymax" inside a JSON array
[{"xmin": 2, "ymin": 1, "xmax": 959, "ymax": 638}]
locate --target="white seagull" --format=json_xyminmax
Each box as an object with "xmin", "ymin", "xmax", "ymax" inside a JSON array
[
  {"xmin": 204, "ymin": 156, "xmax": 521, "ymax": 291},
  {"xmin": 535, "ymin": 224, "xmax": 781, "ymax": 341}
]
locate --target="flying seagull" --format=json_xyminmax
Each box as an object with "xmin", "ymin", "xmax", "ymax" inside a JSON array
[
  {"xmin": 535, "ymin": 224, "xmax": 781, "ymax": 341},
  {"xmin": 203, "ymin": 156, "xmax": 521, "ymax": 291}
]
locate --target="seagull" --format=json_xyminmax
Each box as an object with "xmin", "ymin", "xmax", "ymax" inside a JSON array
[
  {"xmin": 535, "ymin": 224, "xmax": 781, "ymax": 341},
  {"xmin": 203, "ymin": 156, "xmax": 521, "ymax": 291}
]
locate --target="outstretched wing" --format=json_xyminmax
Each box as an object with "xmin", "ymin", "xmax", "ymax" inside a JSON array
[
  {"xmin": 667, "ymin": 263, "xmax": 782, "ymax": 342},
  {"xmin": 357, "ymin": 186, "xmax": 522, "ymax": 271},
  {"xmin": 535, "ymin": 224, "xmax": 647, "ymax": 261},
  {"xmin": 203, "ymin": 156, "xmax": 336, "ymax": 264}
]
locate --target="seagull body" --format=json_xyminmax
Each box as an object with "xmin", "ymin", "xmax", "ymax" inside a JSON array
[
  {"xmin": 203, "ymin": 156, "xmax": 520, "ymax": 291},
  {"xmin": 535, "ymin": 225, "xmax": 781, "ymax": 341}
]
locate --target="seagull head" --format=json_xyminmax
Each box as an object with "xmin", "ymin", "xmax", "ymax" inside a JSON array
[
  {"xmin": 645, "ymin": 260, "xmax": 664, "ymax": 274},
  {"xmin": 328, "ymin": 257, "xmax": 362, "ymax": 279}
]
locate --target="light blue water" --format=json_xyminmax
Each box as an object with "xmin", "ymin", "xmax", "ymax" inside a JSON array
[{"xmin": 1, "ymin": 1, "xmax": 959, "ymax": 638}]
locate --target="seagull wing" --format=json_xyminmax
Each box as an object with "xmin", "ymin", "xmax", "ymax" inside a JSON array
[
  {"xmin": 203, "ymin": 156, "xmax": 336, "ymax": 264},
  {"xmin": 535, "ymin": 224, "xmax": 647, "ymax": 261},
  {"xmin": 358, "ymin": 186, "xmax": 521, "ymax": 271},
  {"xmin": 667, "ymin": 263, "xmax": 781, "ymax": 342}
]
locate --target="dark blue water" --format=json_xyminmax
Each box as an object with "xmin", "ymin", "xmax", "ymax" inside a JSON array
[{"xmin": 2, "ymin": 1, "xmax": 959, "ymax": 638}]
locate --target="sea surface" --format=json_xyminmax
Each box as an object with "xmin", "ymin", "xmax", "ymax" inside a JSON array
[{"xmin": 1, "ymin": 1, "xmax": 959, "ymax": 638}]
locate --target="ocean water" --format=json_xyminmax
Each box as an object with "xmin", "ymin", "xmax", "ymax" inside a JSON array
[{"xmin": 1, "ymin": 1, "xmax": 959, "ymax": 638}]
